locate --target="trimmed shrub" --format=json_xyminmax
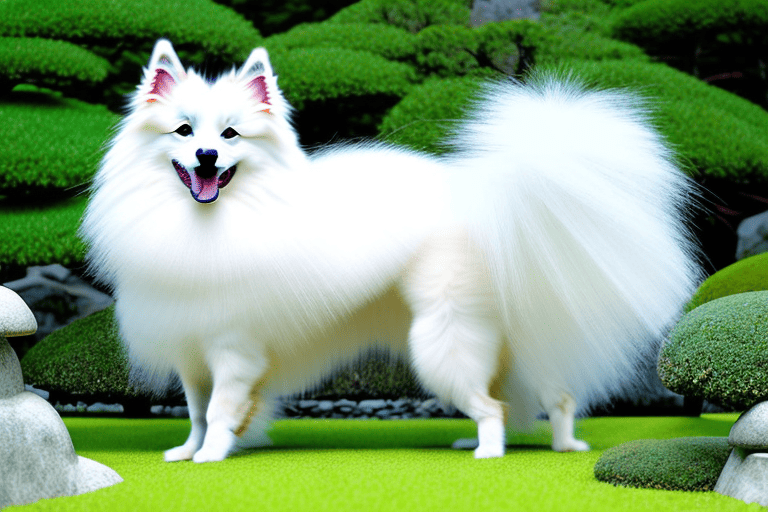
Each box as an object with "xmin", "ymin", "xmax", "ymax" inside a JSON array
[
  {"xmin": 594, "ymin": 437, "xmax": 731, "ymax": 491},
  {"xmin": 20, "ymin": 305, "xmax": 142, "ymax": 399},
  {"xmin": 0, "ymin": 0, "xmax": 262, "ymax": 61},
  {"xmin": 0, "ymin": 196, "xmax": 87, "ymax": 267},
  {"xmin": 328, "ymin": 0, "xmax": 471, "ymax": 32},
  {"xmin": 686, "ymin": 253, "xmax": 768, "ymax": 313},
  {"xmin": 473, "ymin": 20, "xmax": 544, "ymax": 75},
  {"xmin": 535, "ymin": 22, "xmax": 649, "ymax": 64},
  {"xmin": 378, "ymin": 76, "xmax": 485, "ymax": 153},
  {"xmin": 272, "ymin": 47, "xmax": 417, "ymax": 109},
  {"xmin": 612, "ymin": 0, "xmax": 768, "ymax": 53},
  {"xmin": 415, "ymin": 25, "xmax": 479, "ymax": 77},
  {"xmin": 0, "ymin": 88, "xmax": 117, "ymax": 195},
  {"xmin": 659, "ymin": 291, "xmax": 768, "ymax": 411},
  {"xmin": 541, "ymin": 59, "xmax": 768, "ymax": 184},
  {"xmin": 266, "ymin": 22, "xmax": 418, "ymax": 61},
  {"xmin": 0, "ymin": 37, "xmax": 109, "ymax": 93}
]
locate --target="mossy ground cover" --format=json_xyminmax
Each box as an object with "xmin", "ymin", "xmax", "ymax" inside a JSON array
[{"xmin": 7, "ymin": 414, "xmax": 759, "ymax": 511}]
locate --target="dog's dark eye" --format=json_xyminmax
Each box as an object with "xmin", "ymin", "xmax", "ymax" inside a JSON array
[
  {"xmin": 175, "ymin": 124, "xmax": 193, "ymax": 137},
  {"xmin": 221, "ymin": 127, "xmax": 239, "ymax": 140}
]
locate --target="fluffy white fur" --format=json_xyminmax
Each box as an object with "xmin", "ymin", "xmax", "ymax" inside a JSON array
[{"xmin": 80, "ymin": 39, "xmax": 701, "ymax": 463}]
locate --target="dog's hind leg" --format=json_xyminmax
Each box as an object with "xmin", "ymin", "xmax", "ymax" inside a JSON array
[
  {"xmin": 540, "ymin": 389, "xmax": 589, "ymax": 452},
  {"xmin": 191, "ymin": 336, "xmax": 272, "ymax": 463},
  {"xmin": 404, "ymin": 231, "xmax": 506, "ymax": 459}
]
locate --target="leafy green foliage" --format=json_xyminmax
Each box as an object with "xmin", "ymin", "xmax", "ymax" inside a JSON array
[
  {"xmin": 686, "ymin": 253, "xmax": 768, "ymax": 312},
  {"xmin": 0, "ymin": 37, "xmax": 109, "ymax": 94},
  {"xmin": 659, "ymin": 291, "xmax": 768, "ymax": 411},
  {"xmin": 266, "ymin": 22, "xmax": 417, "ymax": 61},
  {"xmin": 0, "ymin": 88, "xmax": 117, "ymax": 195},
  {"xmin": 594, "ymin": 437, "xmax": 731, "ymax": 491},
  {"xmin": 0, "ymin": 0, "xmax": 262, "ymax": 62},
  {"xmin": 415, "ymin": 25, "xmax": 479, "ymax": 77},
  {"xmin": 0, "ymin": 196, "xmax": 87, "ymax": 267},
  {"xmin": 328, "ymin": 0, "xmax": 470, "ymax": 32}
]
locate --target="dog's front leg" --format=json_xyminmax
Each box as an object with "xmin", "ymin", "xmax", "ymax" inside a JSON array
[
  {"xmin": 164, "ymin": 358, "xmax": 212, "ymax": 462},
  {"xmin": 192, "ymin": 339, "xmax": 270, "ymax": 463}
]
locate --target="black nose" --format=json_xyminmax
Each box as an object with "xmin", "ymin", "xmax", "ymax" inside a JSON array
[{"xmin": 196, "ymin": 148, "xmax": 218, "ymax": 167}]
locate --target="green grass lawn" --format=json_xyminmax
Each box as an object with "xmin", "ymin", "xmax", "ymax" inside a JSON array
[{"xmin": 7, "ymin": 413, "xmax": 762, "ymax": 511}]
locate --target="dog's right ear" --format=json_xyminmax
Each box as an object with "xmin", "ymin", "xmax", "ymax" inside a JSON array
[{"xmin": 141, "ymin": 39, "xmax": 186, "ymax": 104}]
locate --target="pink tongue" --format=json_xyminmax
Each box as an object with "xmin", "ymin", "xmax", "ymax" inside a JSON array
[{"xmin": 191, "ymin": 174, "xmax": 219, "ymax": 202}]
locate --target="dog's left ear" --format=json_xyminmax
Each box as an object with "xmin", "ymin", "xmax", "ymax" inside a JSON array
[
  {"xmin": 237, "ymin": 48, "xmax": 274, "ymax": 109},
  {"xmin": 142, "ymin": 39, "xmax": 187, "ymax": 104}
]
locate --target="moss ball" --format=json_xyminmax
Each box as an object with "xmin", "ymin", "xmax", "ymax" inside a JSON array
[
  {"xmin": 685, "ymin": 253, "xmax": 768, "ymax": 313},
  {"xmin": 659, "ymin": 291, "xmax": 768, "ymax": 411},
  {"xmin": 594, "ymin": 437, "xmax": 731, "ymax": 491},
  {"xmin": 19, "ymin": 305, "xmax": 141, "ymax": 399}
]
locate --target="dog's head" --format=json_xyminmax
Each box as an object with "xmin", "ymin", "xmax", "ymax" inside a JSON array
[{"xmin": 129, "ymin": 39, "xmax": 293, "ymax": 204}]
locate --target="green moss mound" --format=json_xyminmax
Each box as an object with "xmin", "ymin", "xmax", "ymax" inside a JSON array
[
  {"xmin": 329, "ymin": 0, "xmax": 471, "ymax": 32},
  {"xmin": 20, "ymin": 305, "xmax": 141, "ymax": 398},
  {"xmin": 266, "ymin": 22, "xmax": 417, "ymax": 61},
  {"xmin": 378, "ymin": 76, "xmax": 484, "ymax": 153},
  {"xmin": 612, "ymin": 0, "xmax": 768, "ymax": 53},
  {"xmin": 0, "ymin": 88, "xmax": 117, "ymax": 195},
  {"xmin": 594, "ymin": 437, "xmax": 731, "ymax": 491},
  {"xmin": 686, "ymin": 253, "xmax": 768, "ymax": 312},
  {"xmin": 659, "ymin": 291, "xmax": 768, "ymax": 411},
  {"xmin": 0, "ymin": 0, "xmax": 261, "ymax": 61},
  {"xmin": 0, "ymin": 37, "xmax": 109, "ymax": 91},
  {"xmin": 0, "ymin": 196, "xmax": 87, "ymax": 267},
  {"xmin": 542, "ymin": 59, "xmax": 768, "ymax": 183},
  {"xmin": 272, "ymin": 47, "xmax": 417, "ymax": 109}
]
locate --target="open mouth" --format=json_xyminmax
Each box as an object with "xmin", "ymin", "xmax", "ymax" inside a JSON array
[{"xmin": 172, "ymin": 160, "xmax": 236, "ymax": 203}]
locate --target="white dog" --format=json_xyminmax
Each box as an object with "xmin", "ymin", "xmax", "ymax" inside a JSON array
[{"xmin": 80, "ymin": 39, "xmax": 701, "ymax": 462}]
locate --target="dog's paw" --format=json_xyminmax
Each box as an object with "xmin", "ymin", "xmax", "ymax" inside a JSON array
[
  {"xmin": 192, "ymin": 447, "xmax": 230, "ymax": 463},
  {"xmin": 552, "ymin": 438, "xmax": 590, "ymax": 452},
  {"xmin": 164, "ymin": 444, "xmax": 197, "ymax": 462},
  {"xmin": 473, "ymin": 443, "xmax": 505, "ymax": 459}
]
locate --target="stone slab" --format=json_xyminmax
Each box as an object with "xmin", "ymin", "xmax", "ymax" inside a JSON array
[{"xmin": 714, "ymin": 449, "xmax": 768, "ymax": 506}]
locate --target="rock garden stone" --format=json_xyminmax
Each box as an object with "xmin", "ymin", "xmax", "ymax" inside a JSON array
[
  {"xmin": 737, "ymin": 209, "xmax": 768, "ymax": 260},
  {"xmin": 3, "ymin": 264, "xmax": 113, "ymax": 341},
  {"xmin": 714, "ymin": 401, "xmax": 768, "ymax": 506},
  {"xmin": 658, "ymin": 291, "xmax": 768, "ymax": 411},
  {"xmin": 0, "ymin": 286, "xmax": 121, "ymax": 508}
]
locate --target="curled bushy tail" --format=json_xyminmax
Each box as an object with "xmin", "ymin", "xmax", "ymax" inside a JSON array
[{"xmin": 448, "ymin": 74, "xmax": 702, "ymax": 417}]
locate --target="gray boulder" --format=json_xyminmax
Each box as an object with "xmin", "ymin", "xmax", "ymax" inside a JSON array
[
  {"xmin": 715, "ymin": 401, "xmax": 768, "ymax": 506},
  {"xmin": 0, "ymin": 286, "xmax": 121, "ymax": 508}
]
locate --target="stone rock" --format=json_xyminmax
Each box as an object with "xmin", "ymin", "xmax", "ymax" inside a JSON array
[
  {"xmin": 737, "ymin": 210, "xmax": 768, "ymax": 260},
  {"xmin": 729, "ymin": 401, "xmax": 768, "ymax": 449},
  {"xmin": 0, "ymin": 289, "xmax": 122, "ymax": 508},
  {"xmin": 1, "ymin": 333, "xmax": 25, "ymax": 399},
  {"xmin": 470, "ymin": 0, "xmax": 540, "ymax": 26},
  {"xmin": 3, "ymin": 264, "xmax": 113, "ymax": 341},
  {"xmin": 714, "ymin": 450, "xmax": 768, "ymax": 506},
  {"xmin": 0, "ymin": 388, "xmax": 123, "ymax": 507},
  {"xmin": 0, "ymin": 286, "xmax": 38, "ymax": 339}
]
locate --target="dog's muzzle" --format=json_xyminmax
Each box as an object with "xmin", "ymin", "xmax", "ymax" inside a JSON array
[{"xmin": 172, "ymin": 149, "xmax": 236, "ymax": 203}]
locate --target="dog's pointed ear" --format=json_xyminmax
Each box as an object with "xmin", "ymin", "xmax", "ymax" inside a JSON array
[
  {"xmin": 142, "ymin": 39, "xmax": 186, "ymax": 103},
  {"xmin": 237, "ymin": 47, "xmax": 274, "ymax": 109}
]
